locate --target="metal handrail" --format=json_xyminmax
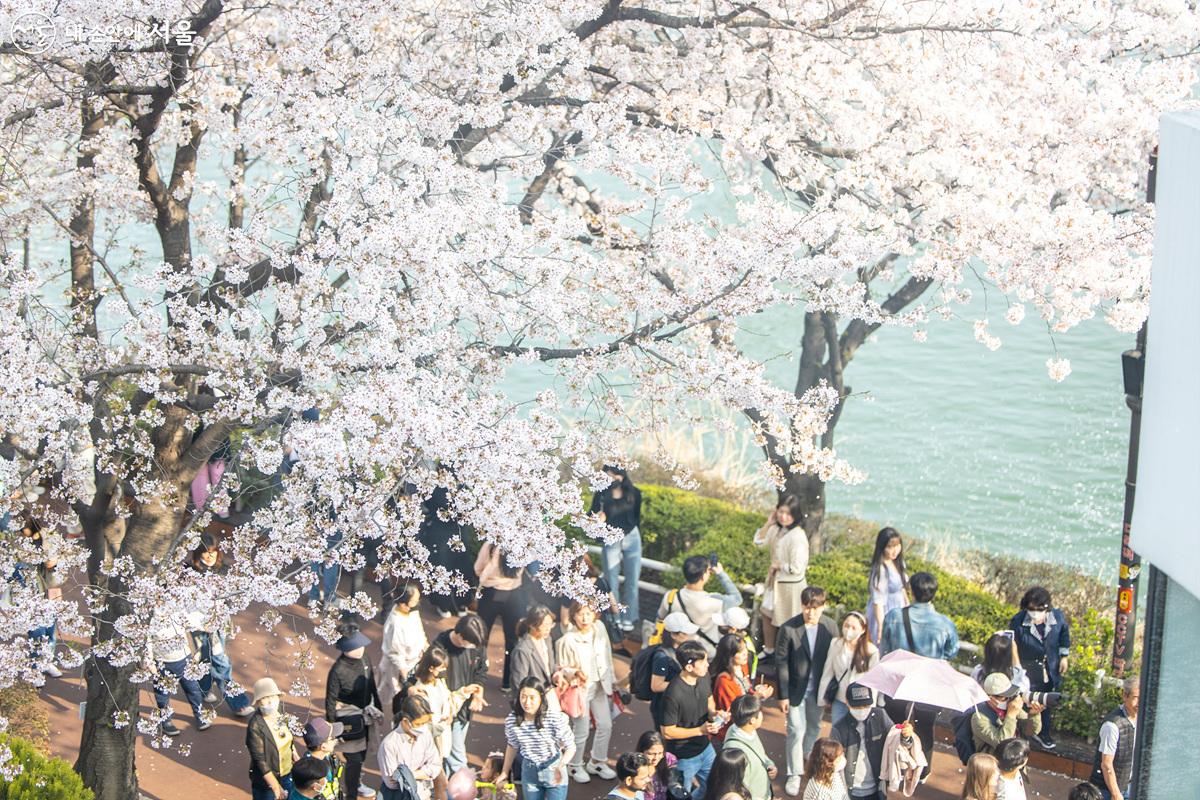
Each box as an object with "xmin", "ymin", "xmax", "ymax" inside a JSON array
[{"xmin": 588, "ymin": 543, "xmax": 1121, "ymax": 691}]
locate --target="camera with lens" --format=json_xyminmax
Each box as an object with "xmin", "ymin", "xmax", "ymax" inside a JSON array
[{"xmin": 1022, "ymin": 690, "xmax": 1062, "ymax": 708}]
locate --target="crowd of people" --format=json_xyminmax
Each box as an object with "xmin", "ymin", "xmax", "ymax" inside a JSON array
[{"xmin": 6, "ymin": 468, "xmax": 1138, "ymax": 800}]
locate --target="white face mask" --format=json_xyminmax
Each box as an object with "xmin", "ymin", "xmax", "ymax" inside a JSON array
[
  {"xmin": 849, "ymin": 707, "xmax": 872, "ymax": 722},
  {"xmin": 1029, "ymin": 610, "xmax": 1048, "ymax": 624},
  {"xmin": 843, "ymin": 628, "xmax": 862, "ymax": 642},
  {"xmin": 259, "ymin": 698, "xmax": 280, "ymax": 715}
]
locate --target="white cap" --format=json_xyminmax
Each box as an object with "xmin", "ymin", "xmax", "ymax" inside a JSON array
[
  {"xmin": 714, "ymin": 607, "xmax": 751, "ymax": 630},
  {"xmin": 663, "ymin": 612, "xmax": 699, "ymax": 634}
]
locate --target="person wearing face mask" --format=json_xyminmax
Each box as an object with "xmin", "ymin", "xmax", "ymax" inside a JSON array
[
  {"xmin": 325, "ymin": 627, "xmax": 384, "ymax": 800},
  {"xmin": 302, "ymin": 718, "xmax": 346, "ymax": 800},
  {"xmin": 378, "ymin": 694, "xmax": 445, "ymax": 800},
  {"xmin": 829, "ymin": 684, "xmax": 892, "ymax": 800},
  {"xmin": 407, "ymin": 644, "xmax": 483, "ymax": 765},
  {"xmin": 801, "ymin": 739, "xmax": 850, "ymax": 800},
  {"xmin": 970, "ymin": 673, "xmax": 1043, "ymax": 757},
  {"xmin": 247, "ymin": 677, "xmax": 299, "ymax": 800},
  {"xmin": 1008, "ymin": 586, "xmax": 1070, "ymax": 750},
  {"xmin": 818, "ymin": 612, "xmax": 879, "ymax": 727}
]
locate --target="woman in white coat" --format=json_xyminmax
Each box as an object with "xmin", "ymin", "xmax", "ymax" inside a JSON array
[
  {"xmin": 378, "ymin": 585, "xmax": 427, "ymax": 718},
  {"xmin": 555, "ymin": 601, "xmax": 616, "ymax": 784}
]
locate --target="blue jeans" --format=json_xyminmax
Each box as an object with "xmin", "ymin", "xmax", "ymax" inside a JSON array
[
  {"xmin": 28, "ymin": 621, "xmax": 57, "ymax": 661},
  {"xmin": 1098, "ymin": 788, "xmax": 1129, "ymax": 800},
  {"xmin": 155, "ymin": 657, "xmax": 206, "ymax": 721},
  {"xmin": 829, "ymin": 699, "xmax": 848, "ymax": 727},
  {"xmin": 252, "ymin": 774, "xmax": 293, "ymax": 800},
  {"xmin": 310, "ymin": 562, "xmax": 340, "ymax": 604},
  {"xmin": 446, "ymin": 719, "xmax": 470, "ymax": 773},
  {"xmin": 675, "ymin": 743, "xmax": 715, "ymax": 800},
  {"xmin": 602, "ymin": 527, "xmax": 642, "ymax": 626},
  {"xmin": 786, "ymin": 695, "xmax": 823, "ymax": 777},
  {"xmin": 521, "ymin": 755, "xmax": 568, "ymax": 800},
  {"xmin": 196, "ymin": 630, "xmax": 250, "ymax": 712}
]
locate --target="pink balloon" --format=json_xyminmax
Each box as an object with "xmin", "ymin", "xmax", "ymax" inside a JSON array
[{"xmin": 448, "ymin": 767, "xmax": 479, "ymax": 800}]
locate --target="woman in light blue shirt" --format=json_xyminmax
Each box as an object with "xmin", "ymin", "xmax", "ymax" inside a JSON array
[{"xmin": 866, "ymin": 528, "xmax": 908, "ymax": 645}]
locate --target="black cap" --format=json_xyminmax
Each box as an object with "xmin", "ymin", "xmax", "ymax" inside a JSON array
[{"xmin": 846, "ymin": 683, "xmax": 874, "ymax": 708}]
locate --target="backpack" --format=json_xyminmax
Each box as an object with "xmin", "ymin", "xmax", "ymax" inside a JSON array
[
  {"xmin": 631, "ymin": 644, "xmax": 663, "ymax": 701},
  {"xmin": 647, "ymin": 590, "xmax": 679, "ymax": 646},
  {"xmin": 951, "ymin": 710, "xmax": 976, "ymax": 765}
]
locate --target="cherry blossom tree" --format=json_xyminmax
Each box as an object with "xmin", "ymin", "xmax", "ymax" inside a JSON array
[{"xmin": 0, "ymin": 0, "xmax": 1196, "ymax": 797}]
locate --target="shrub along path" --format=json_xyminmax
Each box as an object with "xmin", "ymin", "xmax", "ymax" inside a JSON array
[{"xmin": 37, "ymin": 595, "xmax": 1075, "ymax": 800}]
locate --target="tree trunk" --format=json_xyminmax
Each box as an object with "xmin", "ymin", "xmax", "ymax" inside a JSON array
[
  {"xmin": 758, "ymin": 271, "xmax": 932, "ymax": 552},
  {"xmin": 76, "ymin": 628, "xmax": 141, "ymax": 800},
  {"xmin": 77, "ymin": 498, "xmax": 185, "ymax": 799}
]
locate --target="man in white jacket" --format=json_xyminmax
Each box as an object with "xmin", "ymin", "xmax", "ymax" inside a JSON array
[{"xmin": 656, "ymin": 556, "xmax": 742, "ymax": 658}]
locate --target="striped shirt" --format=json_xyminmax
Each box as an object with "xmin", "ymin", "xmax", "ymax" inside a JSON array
[{"xmin": 503, "ymin": 711, "xmax": 573, "ymax": 765}]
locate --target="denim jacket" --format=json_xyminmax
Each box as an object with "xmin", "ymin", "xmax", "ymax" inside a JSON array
[{"xmin": 879, "ymin": 602, "xmax": 959, "ymax": 660}]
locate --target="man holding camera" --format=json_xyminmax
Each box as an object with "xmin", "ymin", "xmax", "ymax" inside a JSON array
[
  {"xmin": 971, "ymin": 673, "xmax": 1044, "ymax": 755},
  {"xmin": 655, "ymin": 554, "xmax": 742, "ymax": 658}
]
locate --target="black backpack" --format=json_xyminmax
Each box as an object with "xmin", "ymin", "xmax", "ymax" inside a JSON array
[
  {"xmin": 952, "ymin": 709, "xmax": 976, "ymax": 765},
  {"xmin": 631, "ymin": 644, "xmax": 663, "ymax": 701}
]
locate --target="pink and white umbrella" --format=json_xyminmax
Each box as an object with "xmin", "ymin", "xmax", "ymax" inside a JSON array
[{"xmin": 854, "ymin": 650, "xmax": 988, "ymax": 714}]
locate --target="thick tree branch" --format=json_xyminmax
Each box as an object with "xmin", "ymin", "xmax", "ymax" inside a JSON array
[
  {"xmin": 838, "ymin": 274, "xmax": 933, "ymax": 364},
  {"xmin": 486, "ymin": 269, "xmax": 752, "ymax": 361}
]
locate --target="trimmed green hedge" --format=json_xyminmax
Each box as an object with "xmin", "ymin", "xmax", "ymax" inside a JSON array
[
  {"xmin": 580, "ymin": 483, "xmax": 1118, "ymax": 740},
  {"xmin": 0, "ymin": 734, "xmax": 93, "ymax": 800}
]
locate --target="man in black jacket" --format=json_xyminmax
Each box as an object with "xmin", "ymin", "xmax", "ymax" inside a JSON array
[
  {"xmin": 830, "ymin": 683, "xmax": 892, "ymax": 800},
  {"xmin": 325, "ymin": 628, "xmax": 382, "ymax": 800},
  {"xmin": 775, "ymin": 585, "xmax": 838, "ymax": 796},
  {"xmin": 432, "ymin": 613, "xmax": 488, "ymax": 773}
]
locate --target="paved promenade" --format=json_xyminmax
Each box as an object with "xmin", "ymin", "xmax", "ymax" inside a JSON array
[{"xmin": 42, "ymin": 603, "xmax": 1076, "ymax": 799}]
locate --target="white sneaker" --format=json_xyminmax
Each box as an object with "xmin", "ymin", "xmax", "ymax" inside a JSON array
[
  {"xmin": 569, "ymin": 765, "xmax": 591, "ymax": 784},
  {"xmin": 784, "ymin": 775, "xmax": 802, "ymax": 796},
  {"xmin": 204, "ymin": 691, "xmax": 219, "ymax": 704},
  {"xmin": 587, "ymin": 760, "xmax": 617, "ymax": 780},
  {"xmin": 236, "ymin": 705, "xmax": 256, "ymax": 717},
  {"xmin": 43, "ymin": 664, "xmax": 63, "ymax": 678}
]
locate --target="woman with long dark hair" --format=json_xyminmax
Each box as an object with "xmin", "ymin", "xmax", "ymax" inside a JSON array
[
  {"xmin": 970, "ymin": 633, "xmax": 1031, "ymax": 695},
  {"xmin": 590, "ymin": 465, "xmax": 643, "ymax": 633},
  {"xmin": 637, "ymin": 731, "xmax": 682, "ymax": 800},
  {"xmin": 866, "ymin": 528, "xmax": 909, "ymax": 645},
  {"xmin": 408, "ymin": 644, "xmax": 483, "ymax": 761},
  {"xmin": 711, "ymin": 634, "xmax": 773, "ymax": 740},
  {"xmin": 701, "ymin": 748, "xmax": 751, "ymax": 800},
  {"xmin": 496, "ymin": 678, "xmax": 576, "ymax": 800},
  {"xmin": 753, "ymin": 494, "xmax": 805, "ymax": 655},
  {"xmin": 817, "ymin": 611, "xmax": 879, "ymax": 726},
  {"xmin": 475, "ymin": 542, "xmax": 530, "ymax": 691}
]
